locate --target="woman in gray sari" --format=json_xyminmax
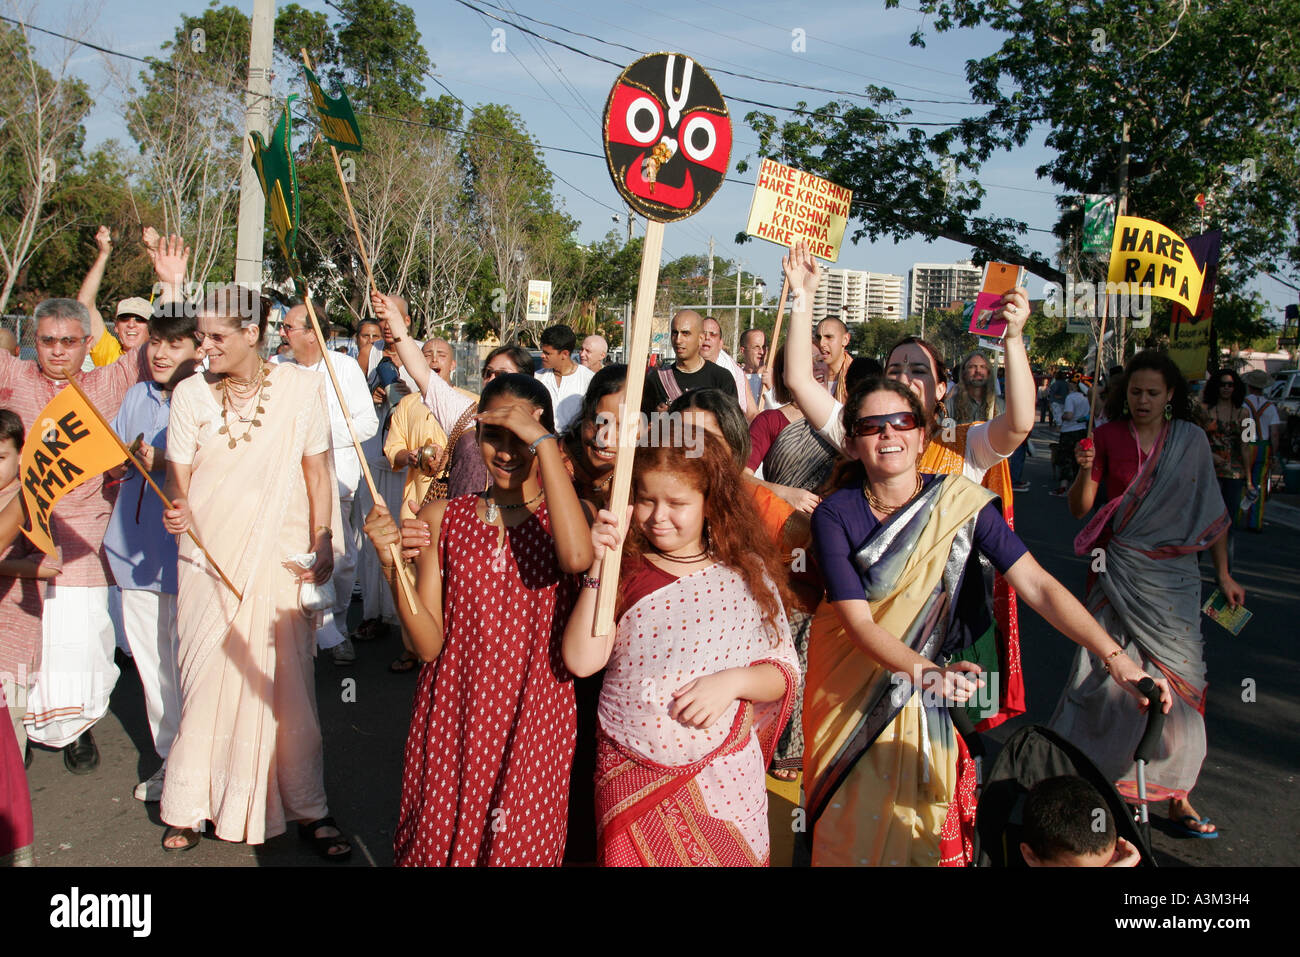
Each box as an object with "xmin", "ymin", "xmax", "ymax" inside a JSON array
[{"xmin": 1054, "ymin": 351, "xmax": 1244, "ymax": 838}]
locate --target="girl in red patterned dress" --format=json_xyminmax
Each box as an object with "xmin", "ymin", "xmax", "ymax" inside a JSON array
[
  {"xmin": 364, "ymin": 373, "xmax": 593, "ymax": 866},
  {"xmin": 562, "ymin": 434, "xmax": 800, "ymax": 866}
]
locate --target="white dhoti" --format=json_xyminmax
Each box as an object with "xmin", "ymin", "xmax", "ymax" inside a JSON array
[
  {"xmin": 120, "ymin": 589, "xmax": 182, "ymax": 759},
  {"xmin": 356, "ymin": 464, "xmax": 404, "ymax": 624},
  {"xmin": 26, "ymin": 583, "xmax": 119, "ymax": 748},
  {"xmin": 316, "ymin": 453, "xmax": 362, "ymax": 650}
]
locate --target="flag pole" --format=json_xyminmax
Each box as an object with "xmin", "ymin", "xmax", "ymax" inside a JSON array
[
  {"xmin": 64, "ymin": 375, "xmax": 242, "ymax": 601},
  {"xmin": 301, "ymin": 50, "xmax": 378, "ymax": 309},
  {"xmin": 293, "ymin": 282, "xmax": 418, "ymax": 614}
]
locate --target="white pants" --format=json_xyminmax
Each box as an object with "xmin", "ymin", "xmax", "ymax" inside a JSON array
[
  {"xmin": 356, "ymin": 467, "xmax": 404, "ymax": 624},
  {"xmin": 108, "ymin": 585, "xmax": 131, "ymax": 657},
  {"xmin": 26, "ymin": 584, "xmax": 118, "ymax": 748},
  {"xmin": 121, "ymin": 589, "xmax": 181, "ymax": 760},
  {"xmin": 315, "ymin": 482, "xmax": 359, "ymax": 651}
]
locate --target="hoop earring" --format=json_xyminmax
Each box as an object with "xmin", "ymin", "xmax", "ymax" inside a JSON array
[
  {"xmin": 1123, "ymin": 400, "xmax": 1130, "ymax": 417},
  {"xmin": 1164, "ymin": 403, "xmax": 1173, "ymax": 421}
]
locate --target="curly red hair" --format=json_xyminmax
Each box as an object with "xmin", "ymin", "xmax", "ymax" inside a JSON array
[{"xmin": 622, "ymin": 432, "xmax": 795, "ymax": 642}]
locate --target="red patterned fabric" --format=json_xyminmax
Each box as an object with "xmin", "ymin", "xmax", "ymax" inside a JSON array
[
  {"xmin": 0, "ymin": 686, "xmax": 33, "ymax": 864},
  {"xmin": 394, "ymin": 496, "xmax": 578, "ymax": 866},
  {"xmin": 938, "ymin": 733, "xmax": 977, "ymax": 866}
]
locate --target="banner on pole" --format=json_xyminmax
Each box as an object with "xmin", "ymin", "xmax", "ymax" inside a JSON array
[
  {"xmin": 20, "ymin": 385, "xmax": 127, "ymax": 555},
  {"xmin": 1168, "ymin": 231, "xmax": 1221, "ymax": 384},
  {"xmin": 1106, "ymin": 216, "xmax": 1206, "ymax": 313},
  {"xmin": 526, "ymin": 280, "xmax": 552, "ymax": 323},
  {"xmin": 743, "ymin": 158, "xmax": 852, "ymax": 262},
  {"xmin": 1082, "ymin": 194, "xmax": 1117, "ymax": 253},
  {"xmin": 248, "ymin": 99, "xmax": 301, "ymax": 263},
  {"xmin": 304, "ymin": 67, "xmax": 363, "ymax": 152}
]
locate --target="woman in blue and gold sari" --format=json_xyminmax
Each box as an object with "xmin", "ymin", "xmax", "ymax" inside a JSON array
[{"xmin": 803, "ymin": 378, "xmax": 1167, "ymax": 866}]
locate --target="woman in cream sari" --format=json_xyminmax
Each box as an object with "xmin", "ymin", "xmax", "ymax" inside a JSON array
[
  {"xmin": 160, "ymin": 286, "xmax": 349, "ymax": 859},
  {"xmin": 804, "ymin": 378, "xmax": 1166, "ymax": 866}
]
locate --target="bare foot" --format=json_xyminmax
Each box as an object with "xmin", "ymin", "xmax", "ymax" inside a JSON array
[
  {"xmin": 1169, "ymin": 797, "xmax": 1216, "ymax": 834},
  {"xmin": 770, "ymin": 768, "xmax": 799, "ymax": 782}
]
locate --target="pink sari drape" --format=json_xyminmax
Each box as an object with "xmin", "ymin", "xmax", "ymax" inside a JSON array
[
  {"xmin": 160, "ymin": 364, "xmax": 343, "ymax": 844},
  {"xmin": 595, "ymin": 564, "xmax": 799, "ymax": 866}
]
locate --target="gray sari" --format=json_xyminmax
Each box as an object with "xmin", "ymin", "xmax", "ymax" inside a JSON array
[{"xmin": 1049, "ymin": 419, "xmax": 1230, "ymax": 801}]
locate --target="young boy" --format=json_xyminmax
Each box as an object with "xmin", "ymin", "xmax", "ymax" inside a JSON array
[
  {"xmin": 1020, "ymin": 775, "xmax": 1141, "ymax": 867},
  {"xmin": 103, "ymin": 304, "xmax": 201, "ymax": 802}
]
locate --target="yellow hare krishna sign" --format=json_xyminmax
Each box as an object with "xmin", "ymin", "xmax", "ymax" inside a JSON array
[{"xmin": 1107, "ymin": 216, "xmax": 1206, "ymax": 313}]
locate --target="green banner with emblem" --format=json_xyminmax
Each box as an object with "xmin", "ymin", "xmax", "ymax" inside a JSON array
[
  {"xmin": 248, "ymin": 99, "xmax": 300, "ymax": 263},
  {"xmin": 304, "ymin": 67, "xmax": 363, "ymax": 153}
]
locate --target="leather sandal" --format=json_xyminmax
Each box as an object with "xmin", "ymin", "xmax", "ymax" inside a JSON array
[{"xmin": 297, "ymin": 816, "xmax": 352, "ymax": 862}]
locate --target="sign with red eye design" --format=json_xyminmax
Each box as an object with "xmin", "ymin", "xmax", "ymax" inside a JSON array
[{"xmin": 603, "ymin": 52, "xmax": 731, "ymax": 222}]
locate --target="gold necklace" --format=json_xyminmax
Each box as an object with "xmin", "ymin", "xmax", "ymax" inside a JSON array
[
  {"xmin": 217, "ymin": 364, "xmax": 271, "ymax": 448},
  {"xmin": 863, "ymin": 474, "xmax": 923, "ymax": 515}
]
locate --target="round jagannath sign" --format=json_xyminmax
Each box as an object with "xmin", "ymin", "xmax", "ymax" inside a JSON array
[{"xmin": 603, "ymin": 52, "xmax": 731, "ymax": 223}]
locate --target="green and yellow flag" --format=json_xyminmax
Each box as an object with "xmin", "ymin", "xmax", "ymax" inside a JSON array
[
  {"xmin": 304, "ymin": 67, "xmax": 363, "ymax": 153},
  {"xmin": 248, "ymin": 99, "xmax": 300, "ymax": 262}
]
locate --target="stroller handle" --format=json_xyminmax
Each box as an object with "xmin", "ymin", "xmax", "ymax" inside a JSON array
[{"xmin": 1133, "ymin": 677, "xmax": 1167, "ymax": 764}]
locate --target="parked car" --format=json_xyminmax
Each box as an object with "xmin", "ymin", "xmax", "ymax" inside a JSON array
[{"xmin": 1268, "ymin": 369, "xmax": 1300, "ymax": 459}]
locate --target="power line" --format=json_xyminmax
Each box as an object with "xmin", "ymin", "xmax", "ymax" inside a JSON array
[{"xmin": 476, "ymin": 0, "xmax": 978, "ymax": 105}]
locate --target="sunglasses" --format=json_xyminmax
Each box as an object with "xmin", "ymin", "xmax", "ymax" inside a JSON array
[
  {"xmin": 38, "ymin": 335, "xmax": 89, "ymax": 349},
  {"xmin": 851, "ymin": 411, "xmax": 922, "ymax": 437}
]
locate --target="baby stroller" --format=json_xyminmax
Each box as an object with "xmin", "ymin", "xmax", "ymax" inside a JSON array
[{"xmin": 962, "ymin": 678, "xmax": 1165, "ymax": 867}]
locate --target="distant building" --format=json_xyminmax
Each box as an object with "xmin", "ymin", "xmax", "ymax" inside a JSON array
[
  {"xmin": 814, "ymin": 268, "xmax": 906, "ymax": 323},
  {"xmin": 909, "ymin": 261, "xmax": 982, "ymax": 317}
]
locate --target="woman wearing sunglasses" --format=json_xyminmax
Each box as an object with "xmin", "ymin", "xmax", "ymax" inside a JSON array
[{"xmin": 802, "ymin": 377, "xmax": 1169, "ymax": 867}]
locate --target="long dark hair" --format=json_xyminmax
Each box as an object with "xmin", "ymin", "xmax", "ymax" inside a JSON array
[
  {"xmin": 1105, "ymin": 350, "xmax": 1192, "ymax": 422},
  {"xmin": 830, "ymin": 377, "xmax": 930, "ymax": 489},
  {"xmin": 1203, "ymin": 368, "xmax": 1245, "ymax": 408},
  {"xmin": 477, "ymin": 372, "xmax": 555, "ymax": 434},
  {"xmin": 667, "ymin": 388, "xmax": 750, "ymax": 468}
]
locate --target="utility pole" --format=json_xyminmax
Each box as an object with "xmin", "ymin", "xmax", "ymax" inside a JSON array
[
  {"xmin": 734, "ymin": 261, "xmax": 743, "ymax": 354},
  {"xmin": 1115, "ymin": 118, "xmax": 1131, "ymax": 366},
  {"xmin": 707, "ymin": 236, "xmax": 714, "ymax": 315},
  {"xmin": 234, "ymin": 0, "xmax": 275, "ymax": 287}
]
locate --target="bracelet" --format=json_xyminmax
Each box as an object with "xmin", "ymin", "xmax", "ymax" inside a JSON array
[
  {"xmin": 528, "ymin": 433, "xmax": 557, "ymax": 456},
  {"xmin": 1101, "ymin": 648, "xmax": 1123, "ymax": 669},
  {"xmin": 580, "ymin": 574, "xmax": 600, "ymax": 589}
]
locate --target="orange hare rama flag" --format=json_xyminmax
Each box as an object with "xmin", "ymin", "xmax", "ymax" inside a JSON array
[{"xmin": 20, "ymin": 383, "xmax": 127, "ymax": 555}]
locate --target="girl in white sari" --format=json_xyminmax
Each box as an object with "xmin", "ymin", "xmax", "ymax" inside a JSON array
[{"xmin": 563, "ymin": 434, "xmax": 800, "ymax": 866}]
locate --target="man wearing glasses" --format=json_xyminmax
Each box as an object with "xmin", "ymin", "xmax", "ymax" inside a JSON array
[
  {"xmin": 272, "ymin": 302, "xmax": 378, "ymax": 665},
  {"xmin": 0, "ymin": 233, "xmax": 169, "ymax": 774}
]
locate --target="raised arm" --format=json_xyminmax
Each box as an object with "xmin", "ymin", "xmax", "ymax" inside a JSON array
[
  {"xmin": 370, "ymin": 291, "xmax": 429, "ymax": 396},
  {"xmin": 780, "ymin": 241, "xmax": 838, "ymax": 433},
  {"xmin": 77, "ymin": 225, "xmax": 112, "ymax": 344},
  {"xmin": 985, "ymin": 289, "xmax": 1035, "ymax": 456},
  {"xmin": 1068, "ymin": 441, "xmax": 1099, "ymax": 519}
]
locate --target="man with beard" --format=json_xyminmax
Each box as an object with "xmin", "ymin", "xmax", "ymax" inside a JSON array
[{"xmin": 951, "ymin": 351, "xmax": 1006, "ymax": 425}]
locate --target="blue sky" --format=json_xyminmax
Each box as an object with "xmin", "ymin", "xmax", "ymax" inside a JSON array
[{"xmin": 29, "ymin": 0, "xmax": 1295, "ymax": 321}]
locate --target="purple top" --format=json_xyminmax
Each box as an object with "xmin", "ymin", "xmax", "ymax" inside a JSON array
[{"xmin": 812, "ymin": 474, "xmax": 1027, "ymax": 604}]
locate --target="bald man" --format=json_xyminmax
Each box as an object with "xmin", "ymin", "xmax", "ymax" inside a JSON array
[
  {"xmin": 641, "ymin": 310, "xmax": 737, "ymax": 415},
  {"xmin": 699, "ymin": 316, "xmax": 757, "ymax": 421},
  {"xmin": 579, "ymin": 334, "xmax": 608, "ymax": 372},
  {"xmin": 816, "ymin": 316, "xmax": 852, "ymax": 402},
  {"xmin": 0, "ymin": 328, "xmax": 17, "ymax": 357}
]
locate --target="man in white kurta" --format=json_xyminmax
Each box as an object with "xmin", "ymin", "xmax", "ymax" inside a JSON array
[{"xmin": 271, "ymin": 304, "xmax": 378, "ymax": 662}]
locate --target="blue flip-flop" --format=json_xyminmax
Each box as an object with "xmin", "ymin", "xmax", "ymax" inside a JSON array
[{"xmin": 1172, "ymin": 814, "xmax": 1219, "ymax": 838}]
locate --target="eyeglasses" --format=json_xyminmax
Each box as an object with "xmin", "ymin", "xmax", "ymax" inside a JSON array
[
  {"xmin": 851, "ymin": 411, "xmax": 922, "ymax": 437},
  {"xmin": 38, "ymin": 335, "xmax": 89, "ymax": 349},
  {"xmin": 279, "ymin": 323, "xmax": 304, "ymax": 333}
]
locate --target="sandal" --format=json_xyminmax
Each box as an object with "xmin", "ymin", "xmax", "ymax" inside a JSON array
[
  {"xmin": 389, "ymin": 650, "xmax": 420, "ymax": 673},
  {"xmin": 297, "ymin": 816, "xmax": 352, "ymax": 862},
  {"xmin": 161, "ymin": 826, "xmax": 200, "ymax": 852},
  {"xmin": 350, "ymin": 618, "xmax": 384, "ymax": 642},
  {"xmin": 1171, "ymin": 814, "xmax": 1219, "ymax": 839}
]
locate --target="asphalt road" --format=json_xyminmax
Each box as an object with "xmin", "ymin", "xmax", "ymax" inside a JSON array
[{"xmin": 22, "ymin": 423, "xmax": 1300, "ymax": 866}]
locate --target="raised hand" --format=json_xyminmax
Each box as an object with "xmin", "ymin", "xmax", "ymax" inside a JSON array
[
  {"xmin": 141, "ymin": 226, "xmax": 161, "ymax": 252},
  {"xmin": 996, "ymin": 287, "xmax": 1031, "ymax": 340},
  {"xmin": 94, "ymin": 225, "xmax": 112, "ymax": 256},
  {"xmin": 474, "ymin": 400, "xmax": 548, "ymax": 446},
  {"xmin": 589, "ymin": 506, "xmax": 630, "ymax": 562},
  {"xmin": 782, "ymin": 240, "xmax": 821, "ymax": 302},
  {"xmin": 149, "ymin": 234, "xmax": 191, "ymax": 290}
]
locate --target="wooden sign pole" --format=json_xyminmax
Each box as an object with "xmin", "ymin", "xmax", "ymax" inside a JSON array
[
  {"xmin": 592, "ymin": 219, "xmax": 665, "ymax": 638},
  {"xmin": 763, "ymin": 275, "xmax": 791, "ymax": 374},
  {"xmin": 296, "ymin": 290, "xmax": 418, "ymax": 613},
  {"xmin": 1087, "ymin": 297, "xmax": 1108, "ymax": 439},
  {"xmin": 301, "ymin": 50, "xmax": 379, "ymax": 314}
]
